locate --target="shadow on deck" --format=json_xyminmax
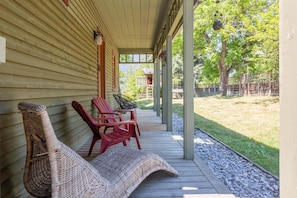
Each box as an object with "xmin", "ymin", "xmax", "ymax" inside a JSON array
[{"xmin": 77, "ymin": 109, "xmax": 235, "ymax": 198}]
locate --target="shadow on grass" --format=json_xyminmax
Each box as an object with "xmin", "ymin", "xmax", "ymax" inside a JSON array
[{"xmin": 172, "ymin": 103, "xmax": 279, "ymax": 177}]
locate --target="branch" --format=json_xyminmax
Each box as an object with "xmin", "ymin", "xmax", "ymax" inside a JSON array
[
  {"xmin": 227, "ymin": 64, "xmax": 236, "ymax": 73},
  {"xmin": 202, "ymin": 33, "xmax": 211, "ymax": 44}
]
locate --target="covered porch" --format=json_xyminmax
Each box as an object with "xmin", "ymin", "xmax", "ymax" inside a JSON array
[
  {"xmin": 0, "ymin": 0, "xmax": 296, "ymax": 197},
  {"xmin": 77, "ymin": 109, "xmax": 235, "ymax": 198}
]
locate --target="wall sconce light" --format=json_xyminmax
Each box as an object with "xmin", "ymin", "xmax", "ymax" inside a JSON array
[{"xmin": 93, "ymin": 30, "xmax": 103, "ymax": 45}]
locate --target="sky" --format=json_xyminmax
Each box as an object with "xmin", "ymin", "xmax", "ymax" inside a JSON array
[{"xmin": 119, "ymin": 64, "xmax": 140, "ymax": 73}]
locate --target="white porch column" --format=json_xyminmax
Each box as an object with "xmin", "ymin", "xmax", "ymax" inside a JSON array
[
  {"xmin": 183, "ymin": 0, "xmax": 194, "ymax": 159},
  {"xmin": 155, "ymin": 58, "xmax": 161, "ymax": 116},
  {"xmin": 280, "ymin": 0, "xmax": 297, "ymax": 197},
  {"xmin": 162, "ymin": 50, "xmax": 167, "ymax": 124},
  {"xmin": 166, "ymin": 36, "xmax": 173, "ymax": 131},
  {"xmin": 153, "ymin": 60, "xmax": 157, "ymax": 111}
]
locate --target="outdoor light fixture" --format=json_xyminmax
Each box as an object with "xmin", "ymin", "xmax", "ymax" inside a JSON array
[{"xmin": 93, "ymin": 30, "xmax": 103, "ymax": 45}]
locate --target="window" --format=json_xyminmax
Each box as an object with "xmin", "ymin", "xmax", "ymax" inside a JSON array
[
  {"xmin": 119, "ymin": 53, "xmax": 153, "ymax": 63},
  {"xmin": 136, "ymin": 76, "xmax": 146, "ymax": 87}
]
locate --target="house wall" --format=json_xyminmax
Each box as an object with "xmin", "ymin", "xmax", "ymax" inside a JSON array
[{"xmin": 0, "ymin": 0, "xmax": 118, "ymax": 197}]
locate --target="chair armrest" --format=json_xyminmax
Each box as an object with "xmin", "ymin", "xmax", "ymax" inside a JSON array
[
  {"xmin": 100, "ymin": 111, "xmax": 121, "ymax": 116},
  {"xmin": 99, "ymin": 111, "xmax": 124, "ymax": 121},
  {"xmin": 93, "ymin": 117, "xmax": 111, "ymax": 122},
  {"xmin": 93, "ymin": 117, "xmax": 117, "ymax": 124},
  {"xmin": 116, "ymin": 120, "xmax": 136, "ymax": 125},
  {"xmin": 94, "ymin": 121, "xmax": 126, "ymax": 128},
  {"xmin": 115, "ymin": 109, "xmax": 136, "ymax": 120}
]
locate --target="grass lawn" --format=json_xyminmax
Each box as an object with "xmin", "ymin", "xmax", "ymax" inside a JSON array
[{"xmin": 136, "ymin": 96, "xmax": 279, "ymax": 176}]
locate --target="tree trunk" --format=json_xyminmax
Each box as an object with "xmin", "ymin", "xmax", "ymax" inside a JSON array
[
  {"xmin": 219, "ymin": 67, "xmax": 229, "ymax": 96},
  {"xmin": 217, "ymin": 40, "xmax": 229, "ymax": 96}
]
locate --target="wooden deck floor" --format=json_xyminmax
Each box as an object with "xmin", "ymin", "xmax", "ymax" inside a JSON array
[{"xmin": 77, "ymin": 109, "xmax": 235, "ymax": 198}]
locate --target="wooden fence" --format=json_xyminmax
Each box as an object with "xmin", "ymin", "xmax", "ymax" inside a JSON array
[
  {"xmin": 195, "ymin": 81, "xmax": 279, "ymax": 97},
  {"xmin": 172, "ymin": 72, "xmax": 279, "ymax": 98},
  {"xmin": 195, "ymin": 72, "xmax": 279, "ymax": 97}
]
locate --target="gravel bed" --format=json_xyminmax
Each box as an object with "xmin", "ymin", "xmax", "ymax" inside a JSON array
[{"xmin": 172, "ymin": 113, "xmax": 279, "ymax": 198}]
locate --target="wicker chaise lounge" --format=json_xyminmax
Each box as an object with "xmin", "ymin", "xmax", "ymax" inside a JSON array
[{"xmin": 18, "ymin": 102, "xmax": 178, "ymax": 198}]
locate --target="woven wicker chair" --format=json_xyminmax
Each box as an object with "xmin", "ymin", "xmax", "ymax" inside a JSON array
[{"xmin": 19, "ymin": 102, "xmax": 178, "ymax": 198}]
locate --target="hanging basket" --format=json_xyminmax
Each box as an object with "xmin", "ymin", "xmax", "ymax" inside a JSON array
[
  {"xmin": 213, "ymin": 20, "xmax": 223, "ymax": 30},
  {"xmin": 159, "ymin": 51, "xmax": 167, "ymax": 62}
]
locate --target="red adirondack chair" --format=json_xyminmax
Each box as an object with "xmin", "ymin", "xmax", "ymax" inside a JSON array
[
  {"xmin": 92, "ymin": 97, "xmax": 141, "ymax": 136},
  {"xmin": 72, "ymin": 101, "xmax": 141, "ymax": 155}
]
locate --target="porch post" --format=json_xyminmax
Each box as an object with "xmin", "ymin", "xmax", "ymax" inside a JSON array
[
  {"xmin": 162, "ymin": 47, "xmax": 168, "ymax": 124},
  {"xmin": 155, "ymin": 58, "xmax": 161, "ymax": 116},
  {"xmin": 280, "ymin": 0, "xmax": 297, "ymax": 197},
  {"xmin": 153, "ymin": 60, "xmax": 157, "ymax": 111},
  {"xmin": 166, "ymin": 36, "xmax": 173, "ymax": 131},
  {"xmin": 183, "ymin": 0, "xmax": 194, "ymax": 159}
]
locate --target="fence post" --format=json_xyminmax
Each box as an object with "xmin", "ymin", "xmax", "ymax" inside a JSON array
[
  {"xmin": 247, "ymin": 77, "xmax": 249, "ymax": 96},
  {"xmin": 269, "ymin": 71, "xmax": 272, "ymax": 96}
]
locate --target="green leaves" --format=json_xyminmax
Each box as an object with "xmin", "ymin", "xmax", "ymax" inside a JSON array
[{"xmin": 172, "ymin": 0, "xmax": 278, "ymax": 95}]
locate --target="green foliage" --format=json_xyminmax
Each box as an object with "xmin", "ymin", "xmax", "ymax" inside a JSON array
[
  {"xmin": 172, "ymin": 54, "xmax": 184, "ymax": 87},
  {"xmin": 171, "ymin": 0, "xmax": 279, "ymax": 95},
  {"xmin": 248, "ymin": 1, "xmax": 279, "ymax": 74},
  {"xmin": 120, "ymin": 54, "xmax": 133, "ymax": 62},
  {"xmin": 122, "ymin": 64, "xmax": 154, "ymax": 99},
  {"xmin": 119, "ymin": 70, "xmax": 125, "ymax": 86},
  {"xmin": 172, "ymin": 33, "xmax": 183, "ymax": 55},
  {"xmin": 200, "ymin": 0, "xmax": 277, "ymax": 69},
  {"xmin": 172, "ymin": 32, "xmax": 204, "ymax": 87}
]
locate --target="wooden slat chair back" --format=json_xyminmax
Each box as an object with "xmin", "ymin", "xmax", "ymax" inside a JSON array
[
  {"xmin": 72, "ymin": 101, "xmax": 102, "ymax": 151},
  {"xmin": 18, "ymin": 101, "xmax": 178, "ymax": 198},
  {"xmin": 92, "ymin": 97, "xmax": 141, "ymax": 135},
  {"xmin": 72, "ymin": 101, "xmax": 141, "ymax": 155}
]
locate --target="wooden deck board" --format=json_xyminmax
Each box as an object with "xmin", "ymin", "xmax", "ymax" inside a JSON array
[{"xmin": 77, "ymin": 109, "xmax": 235, "ymax": 198}]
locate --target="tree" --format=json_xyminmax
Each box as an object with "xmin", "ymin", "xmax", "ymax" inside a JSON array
[
  {"xmin": 172, "ymin": 33, "xmax": 184, "ymax": 88},
  {"xmin": 172, "ymin": 31, "xmax": 204, "ymax": 89},
  {"xmin": 194, "ymin": 0, "xmax": 279, "ymax": 96},
  {"xmin": 122, "ymin": 64, "xmax": 154, "ymax": 99},
  {"xmin": 247, "ymin": 0, "xmax": 279, "ymax": 77}
]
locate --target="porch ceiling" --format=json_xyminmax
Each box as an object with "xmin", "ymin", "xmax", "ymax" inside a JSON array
[{"xmin": 92, "ymin": 0, "xmax": 170, "ymax": 54}]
